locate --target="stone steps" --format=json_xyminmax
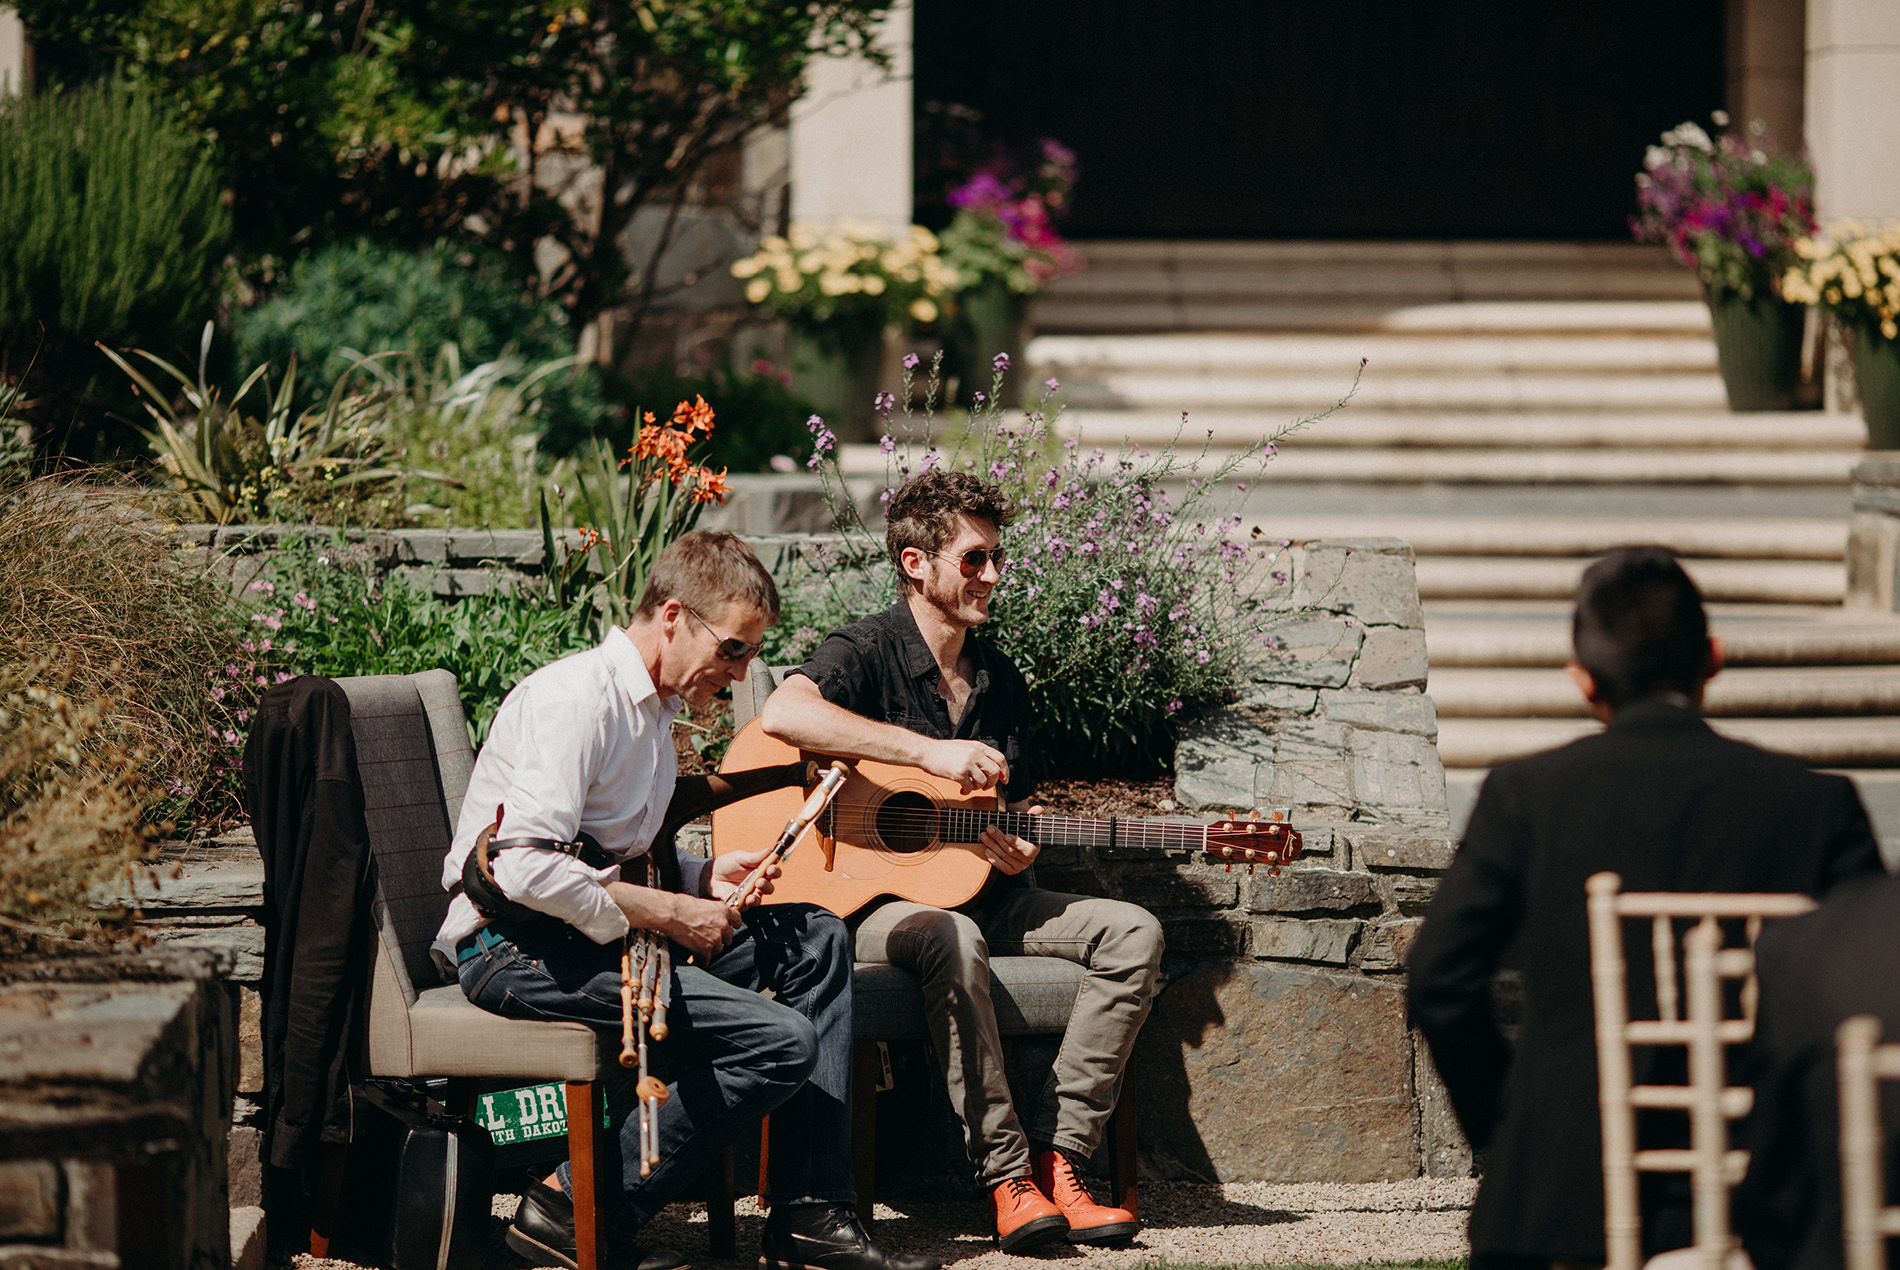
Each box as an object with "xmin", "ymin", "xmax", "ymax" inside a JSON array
[
  {"xmin": 1035, "ymin": 241, "xmax": 1702, "ymax": 332},
  {"xmin": 1061, "ymin": 410, "xmax": 1863, "ymax": 450},
  {"xmin": 1430, "ymin": 664, "xmax": 1900, "ymax": 718},
  {"xmin": 1416, "ymin": 557, "xmax": 1845, "ymax": 604},
  {"xmin": 1438, "ymin": 715, "xmax": 1900, "ymax": 768}
]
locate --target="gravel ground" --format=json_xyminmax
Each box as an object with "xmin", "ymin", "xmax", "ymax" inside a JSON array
[{"xmin": 287, "ymin": 1180, "xmax": 1475, "ymax": 1270}]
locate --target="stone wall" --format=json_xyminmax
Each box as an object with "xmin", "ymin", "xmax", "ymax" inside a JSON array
[
  {"xmin": 159, "ymin": 522, "xmax": 1466, "ymax": 1185},
  {"xmin": 0, "ymin": 951, "xmax": 237, "ymax": 1270}
]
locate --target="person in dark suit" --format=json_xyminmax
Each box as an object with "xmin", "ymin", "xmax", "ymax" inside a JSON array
[
  {"xmin": 1735, "ymin": 870, "xmax": 1900, "ymax": 1270},
  {"xmin": 1408, "ymin": 546, "xmax": 1883, "ymax": 1270}
]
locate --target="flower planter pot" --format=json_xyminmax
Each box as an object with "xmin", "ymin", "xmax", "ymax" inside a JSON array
[
  {"xmin": 1706, "ymin": 291, "xmax": 1808, "ymax": 412},
  {"xmin": 788, "ymin": 324, "xmax": 886, "ymax": 442},
  {"xmin": 947, "ymin": 278, "xmax": 1031, "ymax": 406},
  {"xmin": 1857, "ymin": 326, "xmax": 1900, "ymax": 449}
]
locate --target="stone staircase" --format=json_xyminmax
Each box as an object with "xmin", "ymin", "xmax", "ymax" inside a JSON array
[{"xmin": 1024, "ymin": 241, "xmax": 1900, "ymax": 859}]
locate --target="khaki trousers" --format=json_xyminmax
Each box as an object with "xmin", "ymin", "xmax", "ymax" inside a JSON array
[{"xmin": 851, "ymin": 885, "xmax": 1163, "ymax": 1183}]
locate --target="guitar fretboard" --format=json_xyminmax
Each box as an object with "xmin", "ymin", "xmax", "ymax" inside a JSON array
[{"xmin": 937, "ymin": 808, "xmax": 1209, "ymax": 852}]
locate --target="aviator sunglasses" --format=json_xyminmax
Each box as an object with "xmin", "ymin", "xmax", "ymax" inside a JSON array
[
  {"xmin": 931, "ymin": 546, "xmax": 1009, "ymax": 577},
  {"xmin": 681, "ymin": 602, "xmax": 764, "ymax": 663}
]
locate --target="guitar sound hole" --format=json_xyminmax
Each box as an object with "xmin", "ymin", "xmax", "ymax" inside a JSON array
[{"xmin": 874, "ymin": 791, "xmax": 938, "ymax": 855}]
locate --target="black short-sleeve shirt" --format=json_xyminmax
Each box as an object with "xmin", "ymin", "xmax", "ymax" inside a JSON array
[{"xmin": 794, "ymin": 599, "xmax": 1036, "ymax": 805}]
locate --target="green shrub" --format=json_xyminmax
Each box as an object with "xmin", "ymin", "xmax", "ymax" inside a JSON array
[
  {"xmin": 230, "ymin": 240, "xmax": 604, "ymax": 443},
  {"xmin": 246, "ymin": 535, "xmax": 595, "ymax": 745},
  {"xmin": 0, "ymin": 78, "xmax": 229, "ymax": 352}
]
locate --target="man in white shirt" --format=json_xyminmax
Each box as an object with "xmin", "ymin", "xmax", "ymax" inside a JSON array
[{"xmin": 437, "ymin": 532, "xmax": 936, "ymax": 1270}]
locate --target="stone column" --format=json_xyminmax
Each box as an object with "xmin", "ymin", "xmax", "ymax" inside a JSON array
[
  {"xmin": 787, "ymin": 0, "xmax": 912, "ymax": 235},
  {"xmin": 1805, "ymin": 0, "xmax": 1900, "ymax": 220},
  {"xmin": 0, "ymin": 5, "xmax": 30, "ymax": 96},
  {"xmin": 1846, "ymin": 456, "xmax": 1900, "ymax": 610},
  {"xmin": 1727, "ymin": 0, "xmax": 1806, "ymax": 148}
]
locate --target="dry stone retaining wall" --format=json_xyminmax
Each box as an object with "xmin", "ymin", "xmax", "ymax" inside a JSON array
[{"xmin": 153, "ymin": 524, "xmax": 1468, "ymax": 1184}]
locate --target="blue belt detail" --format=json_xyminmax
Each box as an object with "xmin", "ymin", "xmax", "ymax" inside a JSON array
[{"xmin": 457, "ymin": 925, "xmax": 507, "ymax": 964}]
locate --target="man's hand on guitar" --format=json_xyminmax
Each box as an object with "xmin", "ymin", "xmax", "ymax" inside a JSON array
[
  {"xmin": 708, "ymin": 846, "xmax": 780, "ymax": 910},
  {"xmin": 981, "ymin": 806, "xmax": 1041, "ymax": 875},
  {"xmin": 924, "ymin": 739, "xmax": 1012, "ymax": 794}
]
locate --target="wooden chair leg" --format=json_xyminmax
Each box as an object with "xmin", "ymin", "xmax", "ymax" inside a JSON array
[
  {"xmin": 566, "ymin": 1082, "xmax": 607, "ymax": 1270},
  {"xmin": 1109, "ymin": 1054, "xmax": 1138, "ymax": 1220},
  {"xmin": 853, "ymin": 1039, "xmax": 880, "ymax": 1228},
  {"xmin": 758, "ymin": 1115, "xmax": 771, "ymax": 1204},
  {"xmin": 704, "ymin": 1146, "xmax": 736, "ymax": 1257}
]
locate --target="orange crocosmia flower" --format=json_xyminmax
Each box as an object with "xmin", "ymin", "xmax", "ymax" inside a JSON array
[
  {"xmin": 642, "ymin": 411, "xmax": 657, "ymax": 424},
  {"xmin": 631, "ymin": 423, "xmax": 689, "ymax": 465},
  {"xmin": 692, "ymin": 466, "xmax": 731, "ymax": 505},
  {"xmin": 671, "ymin": 395, "xmax": 716, "ymax": 436}
]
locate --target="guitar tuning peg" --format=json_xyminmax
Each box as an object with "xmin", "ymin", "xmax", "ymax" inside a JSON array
[{"xmin": 1247, "ymin": 808, "xmax": 1262, "ymax": 822}]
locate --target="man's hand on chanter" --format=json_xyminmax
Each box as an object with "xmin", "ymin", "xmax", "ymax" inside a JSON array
[
  {"xmin": 981, "ymin": 806, "xmax": 1042, "ymax": 875},
  {"xmin": 608, "ymin": 879, "xmax": 741, "ymax": 960},
  {"xmin": 708, "ymin": 845, "xmax": 780, "ymax": 910},
  {"xmin": 923, "ymin": 738, "xmax": 1012, "ymax": 794}
]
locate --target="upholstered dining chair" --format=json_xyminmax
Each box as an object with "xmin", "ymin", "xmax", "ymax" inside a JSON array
[{"xmin": 332, "ymin": 670, "xmax": 734, "ymax": 1268}]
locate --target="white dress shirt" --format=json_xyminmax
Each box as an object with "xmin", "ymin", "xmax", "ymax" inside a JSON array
[{"xmin": 430, "ymin": 626, "xmax": 707, "ymax": 974}]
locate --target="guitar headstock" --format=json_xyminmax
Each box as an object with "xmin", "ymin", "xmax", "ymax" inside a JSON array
[{"xmin": 1205, "ymin": 809, "xmax": 1303, "ymax": 875}]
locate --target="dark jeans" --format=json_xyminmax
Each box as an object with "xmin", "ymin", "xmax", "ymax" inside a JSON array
[{"xmin": 458, "ymin": 904, "xmax": 856, "ymax": 1237}]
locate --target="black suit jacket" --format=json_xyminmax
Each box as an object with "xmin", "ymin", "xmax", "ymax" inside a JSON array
[
  {"xmin": 1408, "ymin": 698, "xmax": 1882, "ymax": 1265},
  {"xmin": 1735, "ymin": 871, "xmax": 1900, "ymax": 1270}
]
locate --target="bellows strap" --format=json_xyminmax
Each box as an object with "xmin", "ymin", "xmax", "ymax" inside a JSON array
[{"xmin": 460, "ymin": 803, "xmax": 618, "ymax": 927}]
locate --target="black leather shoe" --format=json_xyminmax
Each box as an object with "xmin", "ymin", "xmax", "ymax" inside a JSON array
[
  {"xmin": 506, "ymin": 1182, "xmax": 690, "ymax": 1270},
  {"xmin": 759, "ymin": 1204, "xmax": 939, "ymax": 1270}
]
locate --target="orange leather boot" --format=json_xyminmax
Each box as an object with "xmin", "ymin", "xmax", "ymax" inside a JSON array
[
  {"xmin": 989, "ymin": 1176, "xmax": 1068, "ymax": 1252},
  {"xmin": 1033, "ymin": 1148, "xmax": 1139, "ymax": 1245}
]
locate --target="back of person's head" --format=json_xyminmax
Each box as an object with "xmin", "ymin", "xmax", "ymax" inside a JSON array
[
  {"xmin": 635, "ymin": 530, "xmax": 779, "ymax": 622},
  {"xmin": 884, "ymin": 469, "xmax": 1015, "ymax": 581},
  {"xmin": 1571, "ymin": 546, "xmax": 1710, "ymax": 708}
]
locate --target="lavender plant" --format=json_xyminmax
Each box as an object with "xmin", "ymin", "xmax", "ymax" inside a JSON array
[{"xmin": 801, "ymin": 353, "xmax": 1358, "ymax": 776}]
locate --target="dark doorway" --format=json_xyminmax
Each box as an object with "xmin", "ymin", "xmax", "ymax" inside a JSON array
[{"xmin": 913, "ymin": 0, "xmax": 1726, "ymax": 239}]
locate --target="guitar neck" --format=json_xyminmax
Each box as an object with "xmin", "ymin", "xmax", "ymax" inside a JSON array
[{"xmin": 937, "ymin": 807, "xmax": 1209, "ymax": 853}]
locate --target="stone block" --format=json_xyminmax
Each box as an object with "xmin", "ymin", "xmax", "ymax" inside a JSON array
[
  {"xmin": 238, "ymin": 988, "xmax": 262, "ymax": 1094},
  {"xmin": 1393, "ymin": 875, "xmax": 1440, "ymax": 914},
  {"xmin": 1158, "ymin": 917, "xmax": 1251, "ymax": 956},
  {"xmin": 448, "ymin": 530, "xmax": 540, "ymax": 566},
  {"xmin": 1174, "ymin": 715, "xmax": 1274, "ymax": 812},
  {"xmin": 1265, "ymin": 721, "xmax": 1355, "ymax": 814},
  {"xmin": 1238, "ymin": 682, "xmax": 1319, "ymax": 714},
  {"xmin": 1109, "ymin": 865, "xmax": 1239, "ymax": 910},
  {"xmin": 1349, "ymin": 627, "xmax": 1431, "ymax": 691},
  {"xmin": 1295, "ymin": 541, "xmax": 1425, "ymax": 629},
  {"xmin": 143, "ymin": 918, "xmax": 264, "ymax": 984},
  {"xmin": 129, "ymin": 858, "xmax": 264, "ymax": 911},
  {"xmin": 1350, "ymin": 729, "xmax": 1449, "ymax": 825},
  {"xmin": 227, "ymin": 1125, "xmax": 264, "ymax": 1208},
  {"xmin": 1288, "ymin": 825, "xmax": 1337, "ymax": 857},
  {"xmin": 1251, "ymin": 917, "xmax": 1362, "ymax": 965},
  {"xmin": 0, "ymin": 1162, "xmax": 59, "ymax": 1240},
  {"xmin": 1352, "ymin": 828, "xmax": 1458, "ymax": 872},
  {"xmin": 1247, "ymin": 868, "xmax": 1382, "ymax": 914},
  {"xmin": 1358, "ymin": 919, "xmax": 1424, "ymax": 972},
  {"xmin": 1250, "ymin": 616, "xmax": 1363, "ymax": 688},
  {"xmin": 393, "ymin": 530, "xmax": 449, "ymax": 565},
  {"xmin": 1415, "ymin": 1031, "xmax": 1475, "ymax": 1177},
  {"xmin": 1134, "ymin": 962, "xmax": 1417, "ymax": 1181},
  {"xmin": 1846, "ymin": 510, "xmax": 1900, "ymax": 611},
  {"xmin": 1320, "ymin": 689, "xmax": 1437, "ymax": 735}
]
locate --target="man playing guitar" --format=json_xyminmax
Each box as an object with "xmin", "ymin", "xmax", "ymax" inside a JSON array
[{"xmin": 759, "ymin": 470, "xmax": 1163, "ymax": 1251}]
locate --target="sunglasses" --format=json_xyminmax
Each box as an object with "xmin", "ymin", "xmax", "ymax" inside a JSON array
[
  {"xmin": 681, "ymin": 603, "xmax": 764, "ymax": 664},
  {"xmin": 931, "ymin": 547, "xmax": 1009, "ymax": 577}
]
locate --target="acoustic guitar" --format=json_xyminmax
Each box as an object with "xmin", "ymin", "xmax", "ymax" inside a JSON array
[{"xmin": 711, "ymin": 719, "xmax": 1304, "ymax": 916}]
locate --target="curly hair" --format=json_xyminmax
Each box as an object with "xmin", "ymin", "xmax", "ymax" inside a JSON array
[{"xmin": 884, "ymin": 470, "xmax": 1015, "ymax": 586}]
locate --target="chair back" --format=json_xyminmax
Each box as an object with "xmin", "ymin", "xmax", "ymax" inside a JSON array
[
  {"xmin": 1838, "ymin": 1015, "xmax": 1900, "ymax": 1270},
  {"xmin": 732, "ymin": 662, "xmax": 794, "ymax": 729},
  {"xmin": 334, "ymin": 672, "xmax": 474, "ymax": 1067},
  {"xmin": 1587, "ymin": 871, "xmax": 1818, "ymax": 1270}
]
